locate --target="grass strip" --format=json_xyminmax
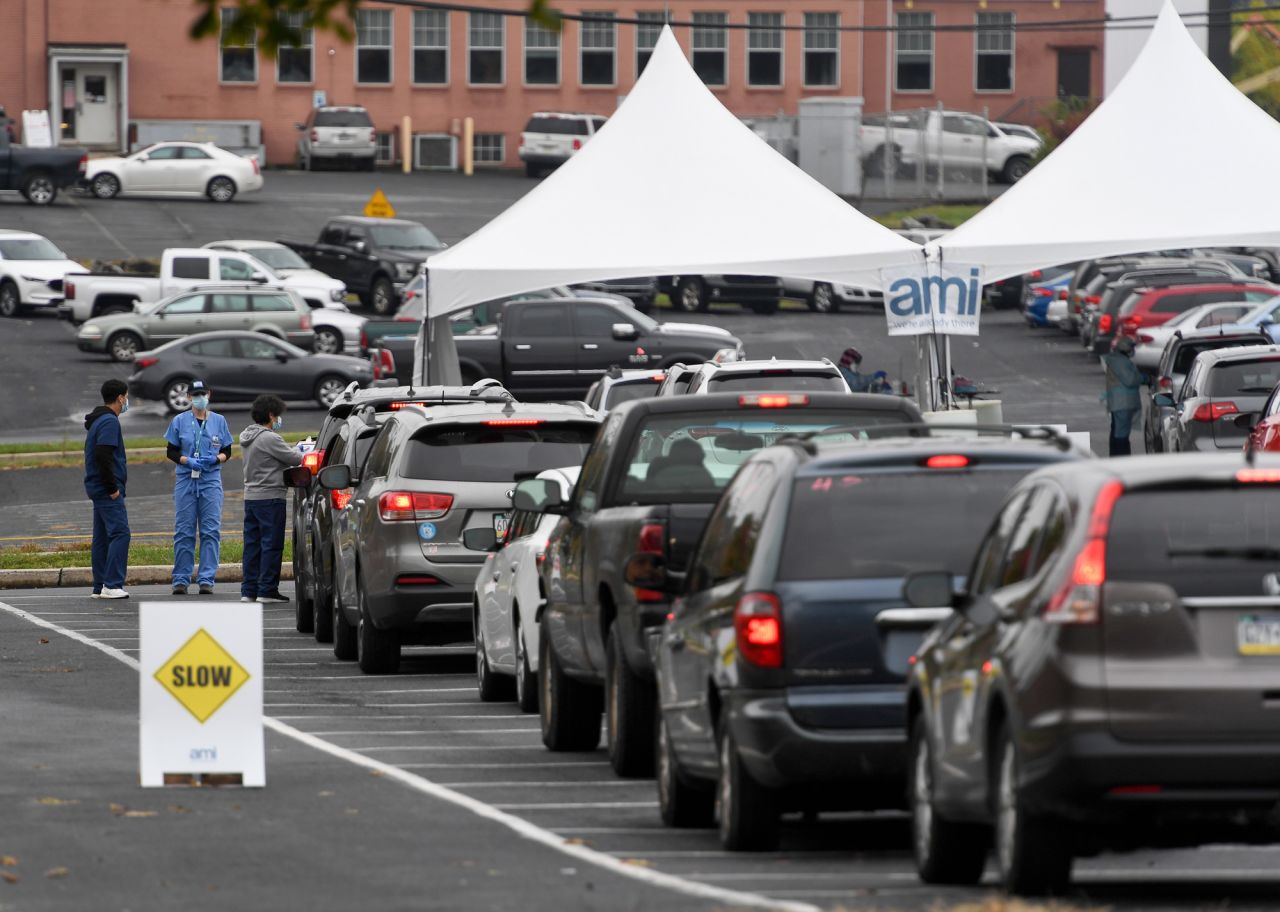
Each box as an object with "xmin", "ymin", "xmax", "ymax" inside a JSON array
[
  {"xmin": 873, "ymin": 203, "xmax": 984, "ymax": 229},
  {"xmin": 0, "ymin": 538, "xmax": 293, "ymax": 570},
  {"xmin": 0, "ymin": 430, "xmax": 316, "ymax": 456}
]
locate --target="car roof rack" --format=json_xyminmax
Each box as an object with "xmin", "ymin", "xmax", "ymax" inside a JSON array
[{"xmin": 781, "ymin": 422, "xmax": 1079, "ymax": 454}]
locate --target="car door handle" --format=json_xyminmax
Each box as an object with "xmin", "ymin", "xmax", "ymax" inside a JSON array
[
  {"xmin": 581, "ymin": 343, "xmax": 599, "ymax": 350},
  {"xmin": 514, "ymin": 344, "xmax": 532, "ymax": 351}
]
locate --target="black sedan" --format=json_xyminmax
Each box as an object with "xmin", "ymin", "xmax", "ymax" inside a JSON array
[{"xmin": 126, "ymin": 330, "xmax": 374, "ymax": 413}]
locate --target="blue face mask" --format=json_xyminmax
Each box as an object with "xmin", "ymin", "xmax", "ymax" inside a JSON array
[
  {"xmin": 191, "ymin": 396, "xmax": 209, "ymax": 411},
  {"xmin": 121, "ymin": 397, "xmax": 130, "ymax": 414},
  {"xmin": 272, "ymin": 417, "xmax": 283, "ymax": 431}
]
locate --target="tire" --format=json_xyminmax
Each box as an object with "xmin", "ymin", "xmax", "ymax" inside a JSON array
[
  {"xmin": 295, "ymin": 571, "xmax": 315, "ymax": 634},
  {"xmin": 514, "ymin": 609, "xmax": 538, "ymax": 713},
  {"xmin": 357, "ymin": 580, "xmax": 400, "ymax": 674},
  {"xmin": 313, "ymin": 374, "xmax": 346, "ymax": 409},
  {"xmin": 332, "ymin": 572, "xmax": 357, "ymax": 660},
  {"xmin": 206, "ymin": 176, "xmax": 237, "ymax": 203},
  {"xmin": 21, "ymin": 173, "xmax": 56, "ymax": 206},
  {"xmin": 109, "ymin": 331, "xmax": 143, "ymax": 364},
  {"xmin": 675, "ymin": 277, "xmax": 708, "ymax": 313},
  {"xmin": 657, "ymin": 715, "xmax": 714, "ymax": 828},
  {"xmin": 865, "ymin": 145, "xmax": 901, "ymax": 178},
  {"xmin": 368, "ymin": 277, "xmax": 396, "ymax": 316},
  {"xmin": 605, "ymin": 623, "xmax": 656, "ymax": 777},
  {"xmin": 91, "ymin": 173, "xmax": 120, "ymax": 199},
  {"xmin": 716, "ymin": 721, "xmax": 780, "ymax": 851},
  {"xmin": 1002, "ymin": 155, "xmax": 1032, "ymax": 184},
  {"xmin": 525, "ymin": 163, "xmax": 541, "ymax": 179},
  {"xmin": 748, "ymin": 300, "xmax": 779, "ymax": 316},
  {"xmin": 910, "ymin": 717, "xmax": 989, "ymax": 885},
  {"xmin": 100, "ymin": 301, "xmax": 134, "ymax": 316},
  {"xmin": 538, "ymin": 614, "xmax": 603, "ymax": 751},
  {"xmin": 0, "ymin": 281, "xmax": 21, "ymax": 318},
  {"xmin": 808, "ymin": 282, "xmax": 838, "ymax": 314},
  {"xmin": 994, "ymin": 725, "xmax": 1074, "ymax": 895},
  {"xmin": 163, "ymin": 376, "xmax": 192, "ymax": 413},
  {"xmin": 312, "ymin": 327, "xmax": 343, "ymax": 355},
  {"xmin": 475, "ymin": 608, "xmax": 515, "ymax": 702},
  {"xmin": 633, "ymin": 297, "xmax": 655, "ymax": 315},
  {"xmin": 312, "ymin": 547, "xmax": 334, "ymax": 644}
]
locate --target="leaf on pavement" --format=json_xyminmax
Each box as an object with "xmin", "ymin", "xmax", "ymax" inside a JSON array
[
  {"xmin": 44, "ymin": 867, "xmax": 69, "ymax": 879},
  {"xmin": 0, "ymin": 856, "xmax": 16, "ymax": 867},
  {"xmin": 36, "ymin": 797, "xmax": 78, "ymax": 806},
  {"xmin": 1, "ymin": 872, "xmax": 18, "ymax": 884},
  {"xmin": 167, "ymin": 805, "xmax": 191, "ymax": 814},
  {"xmin": 108, "ymin": 803, "xmax": 126, "ymax": 815},
  {"xmin": 123, "ymin": 810, "xmax": 158, "ymax": 818},
  {"xmin": 38, "ymin": 637, "xmax": 49, "ymax": 644},
  {"xmin": 621, "ymin": 858, "xmax": 651, "ymax": 867}
]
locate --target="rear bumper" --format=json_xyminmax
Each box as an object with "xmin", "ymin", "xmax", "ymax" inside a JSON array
[
  {"xmin": 363, "ymin": 558, "xmax": 483, "ymax": 639},
  {"xmin": 311, "ymin": 147, "xmax": 376, "ymax": 160},
  {"xmin": 519, "ymin": 152, "xmax": 569, "ymax": 167}
]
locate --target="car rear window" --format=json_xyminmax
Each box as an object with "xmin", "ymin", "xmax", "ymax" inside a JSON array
[
  {"xmin": 1208, "ymin": 357, "xmax": 1280, "ymax": 397},
  {"xmin": 1107, "ymin": 489, "xmax": 1280, "ymax": 596},
  {"xmin": 524, "ymin": 117, "xmax": 589, "ymax": 135},
  {"xmin": 706, "ymin": 372, "xmax": 847, "ymax": 393},
  {"xmin": 402, "ymin": 423, "xmax": 596, "ymax": 483},
  {"xmin": 604, "ymin": 381, "xmax": 661, "ymax": 409},
  {"xmin": 778, "ymin": 469, "xmax": 1031, "ymax": 580},
  {"xmin": 314, "ymin": 110, "xmax": 373, "ymax": 127},
  {"xmin": 1172, "ymin": 338, "xmax": 1266, "ymax": 376}
]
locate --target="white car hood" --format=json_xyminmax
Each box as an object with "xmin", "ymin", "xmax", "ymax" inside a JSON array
[
  {"xmin": 7, "ymin": 259, "xmax": 84, "ymax": 281},
  {"xmin": 657, "ymin": 321, "xmax": 734, "ymax": 339},
  {"xmin": 311, "ymin": 309, "xmax": 366, "ymax": 330},
  {"xmin": 277, "ymin": 267, "xmax": 345, "ymax": 290}
]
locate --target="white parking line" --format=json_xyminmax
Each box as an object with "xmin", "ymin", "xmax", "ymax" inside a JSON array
[
  {"xmin": 446, "ymin": 781, "xmax": 656, "ymax": 789},
  {"xmin": 307, "ymin": 741, "xmax": 543, "ymax": 748},
  {"xmin": 262, "ymin": 702, "xmax": 502, "ymax": 709},
  {"xmin": 354, "ymin": 734, "xmax": 542, "ymax": 745},
  {"xmin": 401, "ymin": 762, "xmax": 604, "ymax": 770},
  {"xmin": 495, "ymin": 802, "xmax": 659, "ymax": 810}
]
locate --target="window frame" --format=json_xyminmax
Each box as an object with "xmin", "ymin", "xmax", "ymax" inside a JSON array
[
  {"xmin": 975, "ymin": 11, "xmax": 1014, "ymax": 94},
  {"xmin": 746, "ymin": 11, "xmax": 784, "ymax": 89},
  {"xmin": 802, "ymin": 11, "xmax": 839, "ymax": 89},
  {"xmin": 468, "ymin": 11, "xmax": 506, "ymax": 87},
  {"xmin": 579, "ymin": 11, "xmax": 617, "ymax": 88},
  {"xmin": 524, "ymin": 17, "xmax": 561, "ymax": 87},
  {"xmin": 691, "ymin": 11, "xmax": 728, "ymax": 88},
  {"xmin": 894, "ymin": 11, "xmax": 934, "ymax": 94},
  {"xmin": 276, "ymin": 10, "xmax": 314, "ymax": 84},
  {"xmin": 412, "ymin": 8, "xmax": 450, "ymax": 86},
  {"xmin": 635, "ymin": 10, "xmax": 668, "ymax": 77},
  {"xmin": 471, "ymin": 132, "xmax": 506, "ymax": 166},
  {"xmin": 354, "ymin": 8, "xmax": 394, "ymax": 86},
  {"xmin": 219, "ymin": 7, "xmax": 258, "ymax": 85}
]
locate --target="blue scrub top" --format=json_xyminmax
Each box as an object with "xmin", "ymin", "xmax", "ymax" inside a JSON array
[
  {"xmin": 84, "ymin": 412, "xmax": 126, "ymax": 498},
  {"xmin": 165, "ymin": 409, "xmax": 233, "ymax": 480}
]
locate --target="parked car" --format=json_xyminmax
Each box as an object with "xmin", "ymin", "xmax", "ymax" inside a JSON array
[
  {"xmin": 85, "ymin": 142, "xmax": 262, "ymax": 202},
  {"xmin": 1022, "ymin": 272, "xmax": 1072, "ymax": 328},
  {"xmin": 583, "ymin": 367, "xmax": 667, "ymax": 412},
  {"xmin": 993, "ymin": 121, "xmax": 1043, "ymax": 144},
  {"xmin": 296, "ymin": 105, "xmax": 376, "ymax": 171},
  {"xmin": 126, "ymin": 330, "xmax": 371, "ymax": 412},
  {"xmin": 1115, "ymin": 282, "xmax": 1277, "ymax": 339},
  {"xmin": 1216, "ymin": 293, "xmax": 1280, "ymax": 343},
  {"xmin": 518, "ymin": 112, "xmax": 606, "ymax": 178},
  {"xmin": 525, "ymin": 392, "xmax": 923, "ymax": 777},
  {"xmin": 317, "ymin": 398, "xmax": 601, "ymax": 674},
  {"xmin": 0, "ymin": 130, "xmax": 87, "ymax": 205},
  {"xmin": 1161, "ymin": 344, "xmax": 1280, "ymax": 453},
  {"xmin": 0, "ymin": 230, "xmax": 85, "ymax": 318},
  {"xmin": 905, "ymin": 454, "xmax": 1280, "ymax": 894},
  {"xmin": 1088, "ymin": 263, "xmax": 1247, "ymax": 354},
  {"xmin": 280, "ymin": 216, "xmax": 445, "ymax": 315},
  {"xmin": 468, "ymin": 466, "xmax": 581, "ymax": 712},
  {"xmin": 990, "ymin": 264, "xmax": 1075, "ymax": 312},
  {"xmin": 1242, "ymin": 381, "xmax": 1280, "ymax": 453},
  {"xmin": 780, "ymin": 277, "xmax": 883, "ymax": 314},
  {"xmin": 660, "ymin": 275, "xmax": 783, "ymax": 315},
  {"xmin": 77, "ymin": 285, "xmax": 315, "ymax": 362},
  {"xmin": 649, "ymin": 426, "xmax": 1086, "ymax": 849},
  {"xmin": 681, "ymin": 358, "xmax": 850, "ymax": 394},
  {"xmin": 860, "ymin": 109, "xmax": 1040, "ymax": 183},
  {"xmin": 572, "ymin": 277, "xmax": 658, "ymax": 313},
  {"xmin": 1133, "ymin": 301, "xmax": 1259, "ymax": 373}
]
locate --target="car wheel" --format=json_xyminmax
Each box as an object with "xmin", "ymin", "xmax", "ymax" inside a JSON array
[
  {"xmin": 206, "ymin": 176, "xmax": 237, "ymax": 203},
  {"xmin": 538, "ymin": 613, "xmax": 603, "ymax": 751},
  {"xmin": 606, "ymin": 623, "xmax": 656, "ymax": 777},
  {"xmin": 994, "ymin": 725, "xmax": 1073, "ymax": 895},
  {"xmin": 369, "ymin": 277, "xmax": 396, "ymax": 317},
  {"xmin": 22, "ymin": 173, "xmax": 57, "ymax": 206},
  {"xmin": 313, "ymin": 375, "xmax": 346, "ymax": 409},
  {"xmin": 675, "ymin": 278, "xmax": 707, "ymax": 313},
  {"xmin": 716, "ymin": 721, "xmax": 780, "ymax": 851},
  {"xmin": 356, "ymin": 578, "xmax": 400, "ymax": 674},
  {"xmin": 865, "ymin": 145, "xmax": 901, "ymax": 178},
  {"xmin": 109, "ymin": 331, "xmax": 143, "ymax": 364},
  {"xmin": 475, "ymin": 607, "xmax": 514, "ymax": 702},
  {"xmin": 312, "ymin": 327, "xmax": 343, "ymax": 355},
  {"xmin": 295, "ymin": 569, "xmax": 315, "ymax": 634},
  {"xmin": 101, "ymin": 301, "xmax": 134, "ymax": 316},
  {"xmin": 0, "ymin": 281, "xmax": 21, "ymax": 318},
  {"xmin": 163, "ymin": 377, "xmax": 192, "ymax": 413},
  {"xmin": 332, "ymin": 571, "xmax": 358, "ymax": 661},
  {"xmin": 910, "ymin": 717, "xmax": 988, "ymax": 884},
  {"xmin": 808, "ymin": 282, "xmax": 838, "ymax": 314},
  {"xmin": 525, "ymin": 163, "xmax": 541, "ymax": 179},
  {"xmin": 91, "ymin": 173, "xmax": 120, "ymax": 199},
  {"xmin": 657, "ymin": 715, "xmax": 714, "ymax": 828},
  {"xmin": 513, "ymin": 608, "xmax": 538, "ymax": 713},
  {"xmin": 633, "ymin": 296, "xmax": 655, "ymax": 315},
  {"xmin": 1002, "ymin": 155, "xmax": 1032, "ymax": 184},
  {"xmin": 312, "ymin": 547, "xmax": 334, "ymax": 644}
]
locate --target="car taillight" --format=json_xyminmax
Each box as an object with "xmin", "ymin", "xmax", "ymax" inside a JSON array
[
  {"xmin": 1192, "ymin": 401, "xmax": 1238, "ymax": 422},
  {"xmin": 739, "ymin": 394, "xmax": 809, "ymax": 408},
  {"xmin": 1237, "ymin": 468, "xmax": 1280, "ymax": 483},
  {"xmin": 1137, "ymin": 334, "xmax": 1154, "ymax": 344},
  {"xmin": 1028, "ymin": 270, "xmax": 1042, "ymax": 280},
  {"xmin": 372, "ymin": 348, "xmax": 395, "ymax": 380},
  {"xmin": 134, "ymin": 356, "xmax": 159, "ymax": 370},
  {"xmin": 65, "ymin": 281, "xmax": 76, "ymax": 300},
  {"xmin": 360, "ymin": 330, "xmax": 369, "ymax": 350},
  {"xmin": 1158, "ymin": 375, "xmax": 1172, "ymax": 389},
  {"xmin": 1058, "ymin": 289, "xmax": 1069, "ymax": 300},
  {"xmin": 370, "ymin": 130, "xmax": 378, "ymax": 146},
  {"xmin": 311, "ymin": 129, "xmax": 319, "ymax": 143},
  {"xmin": 634, "ymin": 522, "xmax": 666, "ymax": 604},
  {"xmin": 924, "ymin": 454, "xmax": 970, "ymax": 469},
  {"xmin": 572, "ymin": 138, "xmax": 583, "ymax": 151},
  {"xmin": 1086, "ymin": 295, "xmax": 1101, "ymax": 305},
  {"xmin": 396, "ymin": 574, "xmax": 441, "ymax": 586},
  {"xmin": 251, "ymin": 157, "xmax": 260, "ymax": 175},
  {"xmin": 1099, "ymin": 314, "xmax": 1113, "ymax": 334},
  {"xmin": 734, "ymin": 592, "xmax": 783, "ymax": 668},
  {"xmin": 484, "ymin": 419, "xmax": 543, "ymax": 427},
  {"xmin": 536, "ymin": 549, "xmax": 547, "ymax": 568},
  {"xmin": 331, "ymin": 488, "xmax": 353, "ymax": 510},
  {"xmin": 78, "ymin": 154, "xmax": 88, "ymax": 175},
  {"xmin": 302, "ymin": 450, "xmax": 324, "ymax": 475},
  {"xmin": 1034, "ymin": 287, "xmax": 1053, "ymax": 298},
  {"xmin": 378, "ymin": 491, "xmax": 453, "ymax": 521},
  {"xmin": 300, "ymin": 315, "xmax": 311, "ymax": 331},
  {"xmin": 1043, "ymin": 480, "xmax": 1123, "ymax": 625}
]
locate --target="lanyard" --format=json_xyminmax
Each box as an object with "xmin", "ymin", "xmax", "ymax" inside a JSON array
[{"xmin": 193, "ymin": 413, "xmax": 208, "ymax": 458}]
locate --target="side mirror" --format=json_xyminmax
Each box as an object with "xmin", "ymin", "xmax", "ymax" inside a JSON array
[
  {"xmin": 612, "ymin": 322, "xmax": 639, "ymax": 341},
  {"xmin": 902, "ymin": 571, "xmax": 955, "ymax": 609},
  {"xmin": 282, "ymin": 465, "xmax": 312, "ymax": 489},
  {"xmin": 623, "ymin": 552, "xmax": 672, "ymax": 592},
  {"xmin": 250, "ymin": 271, "xmax": 268, "ymax": 284},
  {"xmin": 352, "ymin": 240, "xmax": 367, "ymax": 254},
  {"xmin": 462, "ymin": 527, "xmax": 500, "ymax": 552},
  {"xmin": 1153, "ymin": 393, "xmax": 1175, "ymax": 408},
  {"xmin": 137, "ymin": 155, "xmax": 149, "ymax": 163},
  {"xmin": 317, "ymin": 464, "xmax": 352, "ymax": 491},
  {"xmin": 512, "ymin": 478, "xmax": 565, "ymax": 514},
  {"xmin": 275, "ymin": 351, "xmax": 290, "ymax": 364},
  {"xmin": 1235, "ymin": 412, "xmax": 1260, "ymax": 431}
]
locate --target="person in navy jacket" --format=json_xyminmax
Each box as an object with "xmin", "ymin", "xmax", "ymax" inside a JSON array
[{"xmin": 83, "ymin": 379, "xmax": 131, "ymax": 599}]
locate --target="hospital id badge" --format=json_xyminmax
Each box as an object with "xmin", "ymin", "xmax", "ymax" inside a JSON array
[{"xmin": 191, "ymin": 469, "xmax": 201, "ymax": 479}]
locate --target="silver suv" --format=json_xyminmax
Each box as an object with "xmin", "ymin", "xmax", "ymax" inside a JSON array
[
  {"xmin": 318, "ymin": 396, "xmax": 601, "ymax": 674},
  {"xmin": 296, "ymin": 106, "xmax": 376, "ymax": 172},
  {"xmin": 518, "ymin": 112, "xmax": 606, "ymax": 178},
  {"xmin": 680, "ymin": 358, "xmax": 850, "ymax": 395}
]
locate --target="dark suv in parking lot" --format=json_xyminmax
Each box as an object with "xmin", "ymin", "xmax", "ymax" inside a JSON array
[{"xmin": 905, "ymin": 455, "xmax": 1280, "ymax": 895}]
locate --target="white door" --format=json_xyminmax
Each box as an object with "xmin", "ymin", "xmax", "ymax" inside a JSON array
[{"xmin": 76, "ymin": 65, "xmax": 118, "ymax": 147}]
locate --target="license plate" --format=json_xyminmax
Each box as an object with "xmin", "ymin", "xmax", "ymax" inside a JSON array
[
  {"xmin": 493, "ymin": 512, "xmax": 509, "ymax": 540},
  {"xmin": 1237, "ymin": 614, "xmax": 1280, "ymax": 655}
]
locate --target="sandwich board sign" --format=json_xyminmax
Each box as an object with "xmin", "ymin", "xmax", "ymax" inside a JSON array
[
  {"xmin": 363, "ymin": 188, "xmax": 396, "ymax": 218},
  {"xmin": 139, "ymin": 602, "xmax": 264, "ymax": 787}
]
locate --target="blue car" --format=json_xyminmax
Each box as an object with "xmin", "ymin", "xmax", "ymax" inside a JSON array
[
  {"xmin": 1218, "ymin": 295, "xmax": 1280, "ymax": 342},
  {"xmin": 1022, "ymin": 272, "xmax": 1072, "ymax": 328}
]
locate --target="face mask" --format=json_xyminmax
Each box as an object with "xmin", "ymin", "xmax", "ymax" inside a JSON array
[
  {"xmin": 272, "ymin": 417, "xmax": 283, "ymax": 431},
  {"xmin": 120, "ymin": 397, "xmax": 130, "ymax": 414},
  {"xmin": 191, "ymin": 396, "xmax": 209, "ymax": 411}
]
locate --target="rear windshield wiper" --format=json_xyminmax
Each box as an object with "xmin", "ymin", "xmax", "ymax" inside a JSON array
[
  {"xmin": 1167, "ymin": 546, "xmax": 1280, "ymax": 560},
  {"xmin": 1233, "ymin": 387, "xmax": 1276, "ymax": 394}
]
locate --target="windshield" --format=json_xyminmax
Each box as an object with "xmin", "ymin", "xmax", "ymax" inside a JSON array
[
  {"xmin": 402, "ymin": 424, "xmax": 596, "ymax": 483},
  {"xmin": 0, "ymin": 238, "xmax": 65, "ymax": 261},
  {"xmin": 779, "ymin": 470, "xmax": 1030, "ymax": 580},
  {"xmin": 706, "ymin": 372, "xmax": 846, "ymax": 393},
  {"xmin": 1208, "ymin": 357, "xmax": 1280, "ymax": 396},
  {"xmin": 245, "ymin": 246, "xmax": 309, "ymax": 271},
  {"xmin": 604, "ymin": 381, "xmax": 662, "ymax": 409},
  {"xmin": 369, "ymin": 224, "xmax": 442, "ymax": 250}
]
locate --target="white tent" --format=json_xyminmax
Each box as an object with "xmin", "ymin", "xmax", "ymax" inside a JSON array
[
  {"xmin": 933, "ymin": 1, "xmax": 1280, "ymax": 283},
  {"xmin": 424, "ymin": 26, "xmax": 923, "ymax": 320}
]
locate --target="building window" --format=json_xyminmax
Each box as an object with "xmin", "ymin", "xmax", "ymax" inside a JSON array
[
  {"xmin": 276, "ymin": 11, "xmax": 313, "ymax": 83},
  {"xmin": 747, "ymin": 12, "xmax": 783, "ymax": 87},
  {"xmin": 525, "ymin": 18, "xmax": 560, "ymax": 85},
  {"xmin": 413, "ymin": 9, "xmax": 449, "ymax": 85},
  {"xmin": 220, "ymin": 8, "xmax": 256, "ymax": 83},
  {"xmin": 976, "ymin": 11, "xmax": 1014, "ymax": 92},
  {"xmin": 803, "ymin": 12, "xmax": 838, "ymax": 87},
  {"xmin": 356, "ymin": 9, "xmax": 392, "ymax": 84},
  {"xmin": 580, "ymin": 13, "xmax": 616, "ymax": 86},
  {"xmin": 473, "ymin": 132, "xmax": 505, "ymax": 165},
  {"xmin": 469, "ymin": 12, "xmax": 505, "ymax": 85},
  {"xmin": 376, "ymin": 132, "xmax": 396, "ymax": 165},
  {"xmin": 691, "ymin": 12, "xmax": 727, "ymax": 87},
  {"xmin": 636, "ymin": 10, "xmax": 667, "ymax": 76},
  {"xmin": 895, "ymin": 12, "xmax": 934, "ymax": 92}
]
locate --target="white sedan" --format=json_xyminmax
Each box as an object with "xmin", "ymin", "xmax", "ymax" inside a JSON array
[
  {"xmin": 0, "ymin": 229, "xmax": 86, "ymax": 318},
  {"xmin": 1132, "ymin": 300, "xmax": 1256, "ymax": 372},
  {"xmin": 86, "ymin": 142, "xmax": 263, "ymax": 203},
  {"xmin": 471, "ymin": 466, "xmax": 580, "ymax": 712}
]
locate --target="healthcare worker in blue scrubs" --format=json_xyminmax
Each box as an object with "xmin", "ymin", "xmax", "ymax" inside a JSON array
[{"xmin": 164, "ymin": 380, "xmax": 233, "ymax": 595}]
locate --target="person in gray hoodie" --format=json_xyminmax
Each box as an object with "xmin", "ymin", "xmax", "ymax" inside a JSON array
[{"xmin": 239, "ymin": 394, "xmax": 300, "ymax": 604}]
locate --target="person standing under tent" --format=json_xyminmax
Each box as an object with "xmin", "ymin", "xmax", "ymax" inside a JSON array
[{"xmin": 1102, "ymin": 336, "xmax": 1143, "ymax": 457}]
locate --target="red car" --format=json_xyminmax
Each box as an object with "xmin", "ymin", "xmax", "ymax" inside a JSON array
[
  {"xmin": 1245, "ymin": 382, "xmax": 1280, "ymax": 452},
  {"xmin": 1117, "ymin": 282, "xmax": 1277, "ymax": 338}
]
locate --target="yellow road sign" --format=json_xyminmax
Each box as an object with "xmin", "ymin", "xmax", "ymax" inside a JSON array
[
  {"xmin": 363, "ymin": 188, "xmax": 396, "ymax": 218},
  {"xmin": 153, "ymin": 628, "xmax": 250, "ymax": 723}
]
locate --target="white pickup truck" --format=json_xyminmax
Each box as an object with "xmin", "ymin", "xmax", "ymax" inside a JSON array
[{"xmin": 860, "ymin": 110, "xmax": 1041, "ymax": 183}]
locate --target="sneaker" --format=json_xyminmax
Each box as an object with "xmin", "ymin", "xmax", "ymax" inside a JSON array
[
  {"xmin": 256, "ymin": 592, "xmax": 290, "ymax": 604},
  {"xmin": 172, "ymin": 585, "xmax": 188, "ymax": 596},
  {"xmin": 100, "ymin": 588, "xmax": 130, "ymax": 600},
  {"xmin": 240, "ymin": 596, "xmax": 255, "ymax": 603},
  {"xmin": 198, "ymin": 584, "xmax": 214, "ymax": 595},
  {"xmin": 89, "ymin": 591, "xmax": 101, "ymax": 600}
]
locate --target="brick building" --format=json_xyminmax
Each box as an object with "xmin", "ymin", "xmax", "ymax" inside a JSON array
[{"xmin": 0, "ymin": 1, "xmax": 1104, "ymax": 166}]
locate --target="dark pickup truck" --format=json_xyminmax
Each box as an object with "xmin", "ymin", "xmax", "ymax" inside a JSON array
[
  {"xmin": 280, "ymin": 216, "xmax": 444, "ymax": 316},
  {"xmin": 0, "ymin": 133, "xmax": 88, "ymax": 206},
  {"xmin": 520, "ymin": 391, "xmax": 923, "ymax": 776}
]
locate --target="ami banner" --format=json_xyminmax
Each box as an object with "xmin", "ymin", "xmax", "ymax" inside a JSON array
[{"xmin": 880, "ymin": 262, "xmax": 985, "ymax": 337}]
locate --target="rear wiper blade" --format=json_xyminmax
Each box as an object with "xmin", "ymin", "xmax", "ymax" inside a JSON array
[
  {"xmin": 1167, "ymin": 546, "xmax": 1280, "ymax": 560},
  {"xmin": 1234, "ymin": 387, "xmax": 1274, "ymax": 393}
]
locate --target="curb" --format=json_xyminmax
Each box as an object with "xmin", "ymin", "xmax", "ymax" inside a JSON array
[{"xmin": 0, "ymin": 562, "xmax": 294, "ymax": 590}]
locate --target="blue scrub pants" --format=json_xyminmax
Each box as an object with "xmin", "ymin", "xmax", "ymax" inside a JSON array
[
  {"xmin": 172, "ymin": 474, "xmax": 223, "ymax": 587},
  {"xmin": 91, "ymin": 497, "xmax": 131, "ymax": 591},
  {"xmin": 242, "ymin": 498, "xmax": 286, "ymax": 599}
]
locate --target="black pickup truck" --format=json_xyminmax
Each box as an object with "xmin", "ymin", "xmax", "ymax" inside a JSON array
[
  {"xmin": 0, "ymin": 133, "xmax": 88, "ymax": 206},
  {"xmin": 520, "ymin": 391, "xmax": 923, "ymax": 776},
  {"xmin": 280, "ymin": 216, "xmax": 444, "ymax": 316}
]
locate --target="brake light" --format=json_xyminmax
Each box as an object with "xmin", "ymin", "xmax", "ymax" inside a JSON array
[
  {"xmin": 484, "ymin": 419, "xmax": 543, "ymax": 427},
  {"xmin": 331, "ymin": 488, "xmax": 353, "ymax": 510},
  {"xmin": 370, "ymin": 130, "xmax": 378, "ymax": 147},
  {"xmin": 1137, "ymin": 334, "xmax": 1154, "ymax": 344},
  {"xmin": 924, "ymin": 454, "xmax": 970, "ymax": 469},
  {"xmin": 360, "ymin": 330, "xmax": 369, "ymax": 350},
  {"xmin": 1086, "ymin": 295, "xmax": 1101, "ymax": 305},
  {"xmin": 1192, "ymin": 401, "xmax": 1238, "ymax": 422},
  {"xmin": 1120, "ymin": 316, "xmax": 1141, "ymax": 334},
  {"xmin": 572, "ymin": 138, "xmax": 583, "ymax": 151},
  {"xmin": 1237, "ymin": 468, "xmax": 1280, "ymax": 483},
  {"xmin": 1034, "ymin": 287, "xmax": 1053, "ymax": 298},
  {"xmin": 1028, "ymin": 270, "xmax": 1042, "ymax": 280},
  {"xmin": 378, "ymin": 491, "xmax": 453, "ymax": 521},
  {"xmin": 251, "ymin": 157, "xmax": 260, "ymax": 176},
  {"xmin": 372, "ymin": 348, "xmax": 395, "ymax": 380},
  {"xmin": 396, "ymin": 574, "xmax": 440, "ymax": 585},
  {"xmin": 735, "ymin": 592, "xmax": 783, "ymax": 668},
  {"xmin": 1158, "ymin": 375, "xmax": 1172, "ymax": 390},
  {"xmin": 1099, "ymin": 314, "xmax": 1113, "ymax": 334},
  {"xmin": 311, "ymin": 129, "xmax": 319, "ymax": 143},
  {"xmin": 78, "ymin": 154, "xmax": 88, "ymax": 175},
  {"xmin": 387, "ymin": 400, "xmax": 425, "ymax": 410},
  {"xmin": 1058, "ymin": 289, "xmax": 1069, "ymax": 300},
  {"xmin": 739, "ymin": 394, "xmax": 809, "ymax": 408},
  {"xmin": 650, "ymin": 373, "xmax": 666, "ymax": 382},
  {"xmin": 634, "ymin": 522, "xmax": 666, "ymax": 604},
  {"xmin": 536, "ymin": 549, "xmax": 547, "ymax": 568},
  {"xmin": 1109, "ymin": 785, "xmax": 1163, "ymax": 796},
  {"xmin": 134, "ymin": 356, "xmax": 159, "ymax": 370},
  {"xmin": 66, "ymin": 281, "xmax": 76, "ymax": 300},
  {"xmin": 1044, "ymin": 480, "xmax": 1123, "ymax": 625},
  {"xmin": 300, "ymin": 314, "xmax": 312, "ymax": 331},
  {"xmin": 302, "ymin": 449, "xmax": 324, "ymax": 475}
]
